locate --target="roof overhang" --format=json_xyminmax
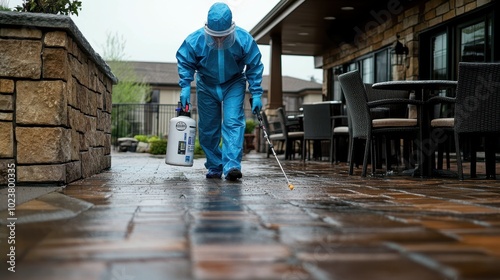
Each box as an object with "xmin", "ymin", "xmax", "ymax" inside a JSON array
[{"xmin": 250, "ymin": 0, "xmax": 409, "ymax": 57}]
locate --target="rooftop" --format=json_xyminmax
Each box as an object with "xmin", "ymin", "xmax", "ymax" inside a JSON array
[{"xmin": 114, "ymin": 61, "xmax": 322, "ymax": 92}]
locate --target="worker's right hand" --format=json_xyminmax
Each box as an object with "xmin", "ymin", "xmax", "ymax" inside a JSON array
[
  {"xmin": 251, "ymin": 96, "xmax": 262, "ymax": 115},
  {"xmin": 180, "ymin": 87, "xmax": 191, "ymax": 108}
]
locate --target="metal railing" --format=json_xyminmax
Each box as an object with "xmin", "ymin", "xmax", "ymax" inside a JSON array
[
  {"xmin": 112, "ymin": 104, "xmax": 199, "ymax": 146},
  {"xmin": 111, "ymin": 103, "xmax": 299, "ymax": 147}
]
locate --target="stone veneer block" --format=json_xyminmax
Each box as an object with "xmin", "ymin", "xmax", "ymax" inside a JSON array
[
  {"xmin": 104, "ymin": 154, "xmax": 111, "ymax": 169},
  {"xmin": 104, "ymin": 113, "xmax": 112, "ymax": 133},
  {"xmin": 44, "ymin": 31, "xmax": 68, "ymax": 47},
  {"xmin": 0, "ymin": 159, "xmax": 15, "ymax": 185},
  {"xmin": 0, "ymin": 39, "xmax": 42, "ymax": 79},
  {"xmin": 104, "ymin": 90, "xmax": 112, "ymax": 113},
  {"xmin": 0, "ymin": 27, "xmax": 42, "ymax": 39},
  {"xmin": 87, "ymin": 89, "xmax": 98, "ymax": 117},
  {"xmin": 16, "ymin": 127, "xmax": 71, "ymax": 164},
  {"xmin": 0, "ymin": 113, "xmax": 13, "ymax": 121},
  {"xmin": 79, "ymin": 133, "xmax": 89, "ymax": 151},
  {"xmin": 0, "ymin": 94, "xmax": 13, "ymax": 111},
  {"xmin": 96, "ymin": 110, "xmax": 104, "ymax": 131},
  {"xmin": 65, "ymin": 161, "xmax": 82, "ymax": 183},
  {"xmin": 16, "ymin": 80, "xmax": 68, "ymax": 126},
  {"xmin": 70, "ymin": 130, "xmax": 80, "ymax": 161},
  {"xmin": 81, "ymin": 148, "xmax": 106, "ymax": 178},
  {"xmin": 42, "ymin": 48, "xmax": 69, "ymax": 80},
  {"xmin": 17, "ymin": 164, "xmax": 66, "ymax": 184},
  {"xmin": 70, "ymin": 55, "xmax": 90, "ymax": 87},
  {"xmin": 0, "ymin": 122, "xmax": 13, "ymax": 157},
  {"xmin": 0, "ymin": 79, "xmax": 14, "ymax": 93},
  {"xmin": 104, "ymin": 134, "xmax": 111, "ymax": 155},
  {"xmin": 67, "ymin": 76, "xmax": 76, "ymax": 107}
]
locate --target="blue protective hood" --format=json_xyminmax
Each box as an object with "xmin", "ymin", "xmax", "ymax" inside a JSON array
[{"xmin": 206, "ymin": 2, "xmax": 233, "ymax": 33}]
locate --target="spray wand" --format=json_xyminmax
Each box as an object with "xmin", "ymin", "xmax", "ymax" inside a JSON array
[{"xmin": 256, "ymin": 111, "xmax": 295, "ymax": 191}]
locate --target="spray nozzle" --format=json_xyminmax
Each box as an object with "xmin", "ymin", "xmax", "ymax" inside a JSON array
[{"xmin": 177, "ymin": 102, "xmax": 191, "ymax": 117}]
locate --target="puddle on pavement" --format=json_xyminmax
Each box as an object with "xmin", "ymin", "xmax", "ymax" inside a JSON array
[{"xmin": 166, "ymin": 172, "xmax": 188, "ymax": 181}]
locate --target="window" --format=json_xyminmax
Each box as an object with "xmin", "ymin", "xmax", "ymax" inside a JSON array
[
  {"xmin": 329, "ymin": 48, "xmax": 391, "ymax": 103},
  {"xmin": 459, "ymin": 21, "xmax": 491, "ymax": 62},
  {"xmin": 361, "ymin": 57, "xmax": 374, "ymax": 84},
  {"xmin": 375, "ymin": 50, "xmax": 390, "ymax": 82},
  {"xmin": 419, "ymin": 2, "xmax": 497, "ymax": 80},
  {"xmin": 149, "ymin": 89, "xmax": 160, "ymax": 103},
  {"xmin": 431, "ymin": 33, "xmax": 447, "ymax": 79}
]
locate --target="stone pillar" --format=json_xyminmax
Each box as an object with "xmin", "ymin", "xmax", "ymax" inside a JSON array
[
  {"xmin": 267, "ymin": 33, "xmax": 283, "ymax": 110},
  {"xmin": 0, "ymin": 11, "xmax": 117, "ymax": 185}
]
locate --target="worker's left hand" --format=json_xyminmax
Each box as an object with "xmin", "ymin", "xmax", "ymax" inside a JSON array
[{"xmin": 251, "ymin": 96, "xmax": 262, "ymax": 115}]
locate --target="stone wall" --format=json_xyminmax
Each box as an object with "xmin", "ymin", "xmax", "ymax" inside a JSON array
[
  {"xmin": 323, "ymin": 0, "xmax": 492, "ymax": 80},
  {"xmin": 0, "ymin": 12, "xmax": 117, "ymax": 185}
]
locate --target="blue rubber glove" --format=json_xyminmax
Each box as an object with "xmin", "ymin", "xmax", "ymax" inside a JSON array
[
  {"xmin": 180, "ymin": 87, "xmax": 191, "ymax": 108},
  {"xmin": 251, "ymin": 96, "xmax": 262, "ymax": 115}
]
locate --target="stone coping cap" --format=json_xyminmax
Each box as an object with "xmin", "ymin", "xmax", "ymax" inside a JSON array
[{"xmin": 0, "ymin": 11, "xmax": 118, "ymax": 84}]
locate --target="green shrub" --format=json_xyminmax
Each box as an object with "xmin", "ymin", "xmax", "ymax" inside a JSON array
[
  {"xmin": 0, "ymin": 4, "xmax": 11, "ymax": 11},
  {"xmin": 14, "ymin": 0, "xmax": 82, "ymax": 15},
  {"xmin": 147, "ymin": 135, "xmax": 160, "ymax": 143},
  {"xmin": 134, "ymin": 135, "xmax": 148, "ymax": 143},
  {"xmin": 194, "ymin": 138, "xmax": 204, "ymax": 156},
  {"xmin": 148, "ymin": 139, "xmax": 167, "ymax": 155},
  {"xmin": 245, "ymin": 119, "xmax": 256, "ymax": 134}
]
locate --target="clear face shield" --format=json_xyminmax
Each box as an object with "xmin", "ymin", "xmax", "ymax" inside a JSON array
[{"xmin": 204, "ymin": 22, "xmax": 236, "ymax": 50}]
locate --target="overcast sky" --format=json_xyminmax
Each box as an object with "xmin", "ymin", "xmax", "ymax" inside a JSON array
[{"xmin": 6, "ymin": 0, "xmax": 323, "ymax": 82}]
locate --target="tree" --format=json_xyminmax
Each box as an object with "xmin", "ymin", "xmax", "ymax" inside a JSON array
[
  {"xmin": 103, "ymin": 32, "xmax": 151, "ymax": 104},
  {"xmin": 14, "ymin": 0, "xmax": 82, "ymax": 15},
  {"xmin": 103, "ymin": 32, "xmax": 152, "ymax": 141},
  {"xmin": 0, "ymin": 0, "xmax": 12, "ymax": 10}
]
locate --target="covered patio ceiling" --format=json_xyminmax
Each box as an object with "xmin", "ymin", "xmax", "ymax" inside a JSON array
[{"xmin": 250, "ymin": 0, "xmax": 408, "ymax": 57}]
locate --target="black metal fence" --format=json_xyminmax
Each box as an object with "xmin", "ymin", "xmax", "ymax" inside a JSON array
[
  {"xmin": 111, "ymin": 103, "xmax": 299, "ymax": 148},
  {"xmin": 112, "ymin": 104, "xmax": 199, "ymax": 146}
]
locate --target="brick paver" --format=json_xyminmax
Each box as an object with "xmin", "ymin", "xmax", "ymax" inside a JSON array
[{"xmin": 1, "ymin": 151, "xmax": 500, "ymax": 279}]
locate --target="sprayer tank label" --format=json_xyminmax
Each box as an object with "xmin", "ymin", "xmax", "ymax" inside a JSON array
[
  {"xmin": 177, "ymin": 141, "xmax": 186, "ymax": 154},
  {"xmin": 176, "ymin": 121, "xmax": 187, "ymax": 131}
]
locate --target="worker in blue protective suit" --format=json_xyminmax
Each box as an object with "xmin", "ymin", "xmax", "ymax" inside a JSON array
[{"xmin": 176, "ymin": 2, "xmax": 264, "ymax": 181}]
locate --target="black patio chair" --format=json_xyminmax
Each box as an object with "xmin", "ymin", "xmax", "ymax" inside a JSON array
[
  {"xmin": 338, "ymin": 70, "xmax": 423, "ymax": 176},
  {"xmin": 276, "ymin": 107, "xmax": 304, "ymax": 160},
  {"xmin": 452, "ymin": 62, "xmax": 500, "ymax": 179},
  {"xmin": 302, "ymin": 103, "xmax": 332, "ymax": 161},
  {"xmin": 260, "ymin": 110, "xmax": 285, "ymax": 158},
  {"xmin": 365, "ymin": 84, "xmax": 414, "ymax": 170}
]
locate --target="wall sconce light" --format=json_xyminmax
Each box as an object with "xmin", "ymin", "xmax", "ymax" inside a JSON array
[{"xmin": 391, "ymin": 35, "xmax": 409, "ymax": 66}]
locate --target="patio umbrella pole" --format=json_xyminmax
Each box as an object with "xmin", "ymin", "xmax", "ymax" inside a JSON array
[{"xmin": 256, "ymin": 111, "xmax": 294, "ymax": 190}]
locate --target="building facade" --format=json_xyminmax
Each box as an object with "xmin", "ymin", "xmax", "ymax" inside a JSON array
[{"xmin": 251, "ymin": 0, "xmax": 498, "ymax": 106}]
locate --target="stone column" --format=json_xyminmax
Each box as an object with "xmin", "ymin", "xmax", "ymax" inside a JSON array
[{"xmin": 0, "ymin": 11, "xmax": 117, "ymax": 185}]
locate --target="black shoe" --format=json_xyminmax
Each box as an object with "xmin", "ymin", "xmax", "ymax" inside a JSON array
[
  {"xmin": 225, "ymin": 169, "xmax": 242, "ymax": 181},
  {"xmin": 206, "ymin": 169, "xmax": 222, "ymax": 179}
]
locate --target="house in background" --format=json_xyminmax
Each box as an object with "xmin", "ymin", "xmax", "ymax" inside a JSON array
[
  {"xmin": 118, "ymin": 61, "xmax": 322, "ymax": 116},
  {"xmin": 110, "ymin": 61, "xmax": 321, "ymax": 141}
]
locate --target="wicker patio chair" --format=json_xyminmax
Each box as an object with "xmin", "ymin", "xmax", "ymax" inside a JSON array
[
  {"xmin": 452, "ymin": 62, "xmax": 500, "ymax": 179},
  {"xmin": 338, "ymin": 70, "xmax": 423, "ymax": 176},
  {"xmin": 276, "ymin": 107, "xmax": 304, "ymax": 160},
  {"xmin": 365, "ymin": 84, "xmax": 414, "ymax": 170},
  {"xmin": 260, "ymin": 110, "xmax": 285, "ymax": 158},
  {"xmin": 302, "ymin": 103, "xmax": 333, "ymax": 161}
]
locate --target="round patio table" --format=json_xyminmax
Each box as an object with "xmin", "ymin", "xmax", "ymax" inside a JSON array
[{"xmin": 372, "ymin": 80, "xmax": 458, "ymax": 177}]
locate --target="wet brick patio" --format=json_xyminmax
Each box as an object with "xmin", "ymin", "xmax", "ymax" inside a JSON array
[{"xmin": 1, "ymin": 151, "xmax": 500, "ymax": 279}]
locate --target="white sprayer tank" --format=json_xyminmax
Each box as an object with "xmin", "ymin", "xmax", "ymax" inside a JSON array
[{"xmin": 165, "ymin": 105, "xmax": 196, "ymax": 166}]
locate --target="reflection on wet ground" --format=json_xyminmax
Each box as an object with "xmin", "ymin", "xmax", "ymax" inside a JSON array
[{"xmin": 1, "ymin": 151, "xmax": 500, "ymax": 279}]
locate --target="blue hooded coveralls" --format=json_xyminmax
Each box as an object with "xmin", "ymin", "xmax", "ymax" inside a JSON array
[{"xmin": 176, "ymin": 3, "xmax": 264, "ymax": 177}]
